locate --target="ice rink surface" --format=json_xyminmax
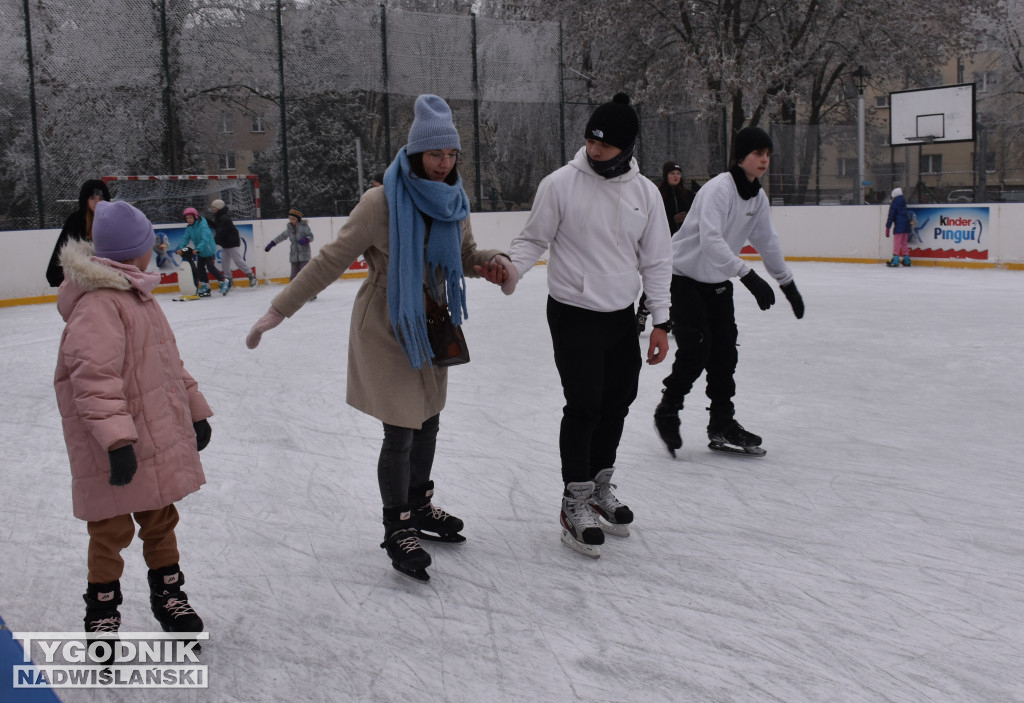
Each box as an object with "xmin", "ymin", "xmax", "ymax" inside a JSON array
[{"xmin": 1, "ymin": 261, "xmax": 1023, "ymax": 702}]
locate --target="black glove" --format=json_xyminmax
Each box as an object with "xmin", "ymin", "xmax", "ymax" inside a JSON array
[
  {"xmin": 781, "ymin": 281, "xmax": 804, "ymax": 319},
  {"xmin": 194, "ymin": 419, "xmax": 212, "ymax": 452},
  {"xmin": 264, "ymin": 241, "xmax": 276, "ymax": 252},
  {"xmin": 740, "ymin": 270, "xmax": 775, "ymax": 311},
  {"xmin": 108, "ymin": 446, "xmax": 138, "ymax": 486}
]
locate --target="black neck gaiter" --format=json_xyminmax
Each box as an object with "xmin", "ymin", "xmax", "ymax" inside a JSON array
[
  {"xmin": 729, "ymin": 164, "xmax": 762, "ymax": 200},
  {"xmin": 588, "ymin": 142, "xmax": 635, "ymax": 179}
]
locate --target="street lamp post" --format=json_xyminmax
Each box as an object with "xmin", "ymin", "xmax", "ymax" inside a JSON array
[{"xmin": 852, "ymin": 65, "xmax": 871, "ymax": 204}]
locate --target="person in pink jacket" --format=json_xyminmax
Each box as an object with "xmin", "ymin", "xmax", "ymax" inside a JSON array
[{"xmin": 54, "ymin": 200, "xmax": 212, "ymax": 656}]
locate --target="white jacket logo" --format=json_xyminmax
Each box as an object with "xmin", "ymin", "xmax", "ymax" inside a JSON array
[{"xmin": 746, "ymin": 210, "xmax": 755, "ymax": 216}]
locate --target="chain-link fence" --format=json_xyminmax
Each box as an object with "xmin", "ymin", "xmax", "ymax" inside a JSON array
[
  {"xmin": 0, "ymin": 0, "xmax": 570, "ymax": 229},
  {"xmin": 4, "ymin": 1, "xmax": 1017, "ymax": 231}
]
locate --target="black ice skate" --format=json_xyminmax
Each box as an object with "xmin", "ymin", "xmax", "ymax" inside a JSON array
[
  {"xmin": 410, "ymin": 481, "xmax": 466, "ymax": 543},
  {"xmin": 654, "ymin": 390, "xmax": 684, "ymax": 457},
  {"xmin": 589, "ymin": 468, "xmax": 633, "ymax": 537},
  {"xmin": 148, "ymin": 565, "xmax": 204, "ymax": 651},
  {"xmin": 707, "ymin": 420, "xmax": 766, "ymax": 457},
  {"xmin": 382, "ymin": 507, "xmax": 432, "ymax": 581},
  {"xmin": 560, "ymin": 481, "xmax": 604, "ymax": 558},
  {"xmin": 83, "ymin": 581, "xmax": 122, "ymax": 666}
]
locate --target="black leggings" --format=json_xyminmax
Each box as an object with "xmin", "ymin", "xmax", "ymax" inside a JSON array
[
  {"xmin": 196, "ymin": 255, "xmax": 223, "ymax": 283},
  {"xmin": 661, "ymin": 275, "xmax": 738, "ymax": 428},
  {"xmin": 377, "ymin": 414, "xmax": 440, "ymax": 508},
  {"xmin": 547, "ymin": 297, "xmax": 642, "ymax": 485}
]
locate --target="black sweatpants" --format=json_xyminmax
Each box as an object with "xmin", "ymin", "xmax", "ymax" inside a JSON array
[
  {"xmin": 547, "ymin": 297, "xmax": 642, "ymax": 485},
  {"xmin": 661, "ymin": 275, "xmax": 739, "ymax": 429}
]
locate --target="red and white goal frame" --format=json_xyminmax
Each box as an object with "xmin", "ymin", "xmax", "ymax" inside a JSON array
[{"xmin": 101, "ymin": 174, "xmax": 261, "ymax": 219}]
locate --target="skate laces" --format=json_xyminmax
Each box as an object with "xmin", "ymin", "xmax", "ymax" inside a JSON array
[
  {"xmin": 392, "ymin": 528, "xmax": 424, "ymax": 554},
  {"xmin": 563, "ymin": 496, "xmax": 601, "ymax": 529},
  {"xmin": 88, "ymin": 616, "xmax": 121, "ymax": 633},
  {"xmin": 421, "ymin": 503, "xmax": 453, "ymax": 522},
  {"xmin": 593, "ymin": 481, "xmax": 624, "ymax": 509},
  {"xmin": 158, "ymin": 596, "xmax": 197, "ymax": 618}
]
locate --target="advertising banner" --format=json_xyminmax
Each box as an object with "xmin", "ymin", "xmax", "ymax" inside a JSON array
[{"xmin": 908, "ymin": 206, "xmax": 989, "ymax": 260}]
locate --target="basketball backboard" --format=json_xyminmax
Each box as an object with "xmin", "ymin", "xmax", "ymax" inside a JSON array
[{"xmin": 889, "ymin": 83, "xmax": 975, "ymax": 146}]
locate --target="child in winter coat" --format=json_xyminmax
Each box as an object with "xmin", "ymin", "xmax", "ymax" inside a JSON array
[
  {"xmin": 178, "ymin": 207, "xmax": 225, "ymax": 295},
  {"xmin": 264, "ymin": 208, "xmax": 314, "ymax": 280},
  {"xmin": 211, "ymin": 199, "xmax": 257, "ymax": 293},
  {"xmin": 54, "ymin": 200, "xmax": 212, "ymax": 654},
  {"xmin": 885, "ymin": 187, "xmax": 913, "ymax": 267}
]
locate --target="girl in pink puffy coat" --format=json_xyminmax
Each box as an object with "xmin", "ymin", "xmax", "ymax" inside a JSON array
[{"xmin": 54, "ymin": 200, "xmax": 212, "ymax": 653}]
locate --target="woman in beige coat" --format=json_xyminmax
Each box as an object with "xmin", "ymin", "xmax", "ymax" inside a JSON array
[{"xmin": 247, "ymin": 95, "xmax": 512, "ymax": 582}]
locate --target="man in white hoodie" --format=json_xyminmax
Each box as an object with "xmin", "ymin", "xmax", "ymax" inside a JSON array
[
  {"xmin": 653, "ymin": 127, "xmax": 804, "ymax": 459},
  {"xmin": 495, "ymin": 93, "xmax": 672, "ymax": 558}
]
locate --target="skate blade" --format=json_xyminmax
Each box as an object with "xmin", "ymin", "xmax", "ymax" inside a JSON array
[
  {"xmin": 391, "ymin": 563, "xmax": 430, "ymax": 582},
  {"xmin": 597, "ymin": 518, "xmax": 630, "ymax": 538},
  {"xmin": 708, "ymin": 441, "xmax": 766, "ymax": 457},
  {"xmin": 560, "ymin": 528, "xmax": 601, "ymax": 558},
  {"xmin": 418, "ymin": 531, "xmax": 467, "ymax": 544}
]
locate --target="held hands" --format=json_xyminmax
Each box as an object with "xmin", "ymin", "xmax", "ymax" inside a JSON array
[
  {"xmin": 246, "ymin": 305, "xmax": 286, "ymax": 349},
  {"xmin": 740, "ymin": 269, "xmax": 775, "ymax": 311},
  {"xmin": 193, "ymin": 419, "xmax": 212, "ymax": 451},
  {"xmin": 264, "ymin": 241, "xmax": 277, "ymax": 252},
  {"xmin": 108, "ymin": 445, "xmax": 138, "ymax": 486},
  {"xmin": 474, "ymin": 255, "xmax": 520, "ymax": 295},
  {"xmin": 780, "ymin": 281, "xmax": 805, "ymax": 319}
]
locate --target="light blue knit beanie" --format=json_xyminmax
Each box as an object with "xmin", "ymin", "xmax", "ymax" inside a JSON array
[{"xmin": 406, "ymin": 95, "xmax": 461, "ymax": 154}]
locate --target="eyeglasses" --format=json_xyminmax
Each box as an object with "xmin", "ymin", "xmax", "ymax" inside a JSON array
[{"xmin": 424, "ymin": 151, "xmax": 460, "ymax": 163}]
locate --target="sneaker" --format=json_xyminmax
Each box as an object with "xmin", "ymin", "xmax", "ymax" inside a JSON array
[
  {"xmin": 708, "ymin": 420, "xmax": 762, "ymax": 448},
  {"xmin": 590, "ymin": 468, "xmax": 633, "ymax": 537},
  {"xmin": 148, "ymin": 565, "xmax": 204, "ymax": 636},
  {"xmin": 560, "ymin": 481, "xmax": 604, "ymax": 557}
]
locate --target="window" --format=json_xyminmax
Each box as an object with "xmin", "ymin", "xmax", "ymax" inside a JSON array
[
  {"xmin": 838, "ymin": 158, "xmax": 858, "ymax": 177},
  {"xmin": 974, "ymin": 71, "xmax": 996, "ymax": 93},
  {"xmin": 218, "ymin": 152, "xmax": 236, "ymax": 170},
  {"xmin": 920, "ymin": 154, "xmax": 942, "ymax": 175},
  {"xmin": 219, "ymin": 114, "xmax": 235, "ymax": 134},
  {"xmin": 251, "ymin": 116, "xmax": 265, "ymax": 133},
  {"xmin": 874, "ymin": 95, "xmax": 889, "ymax": 109}
]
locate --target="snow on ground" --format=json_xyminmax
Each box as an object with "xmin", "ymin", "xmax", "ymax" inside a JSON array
[{"xmin": 1, "ymin": 261, "xmax": 1023, "ymax": 702}]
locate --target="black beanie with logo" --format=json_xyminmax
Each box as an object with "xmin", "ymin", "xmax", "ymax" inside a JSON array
[{"xmin": 584, "ymin": 93, "xmax": 640, "ymax": 150}]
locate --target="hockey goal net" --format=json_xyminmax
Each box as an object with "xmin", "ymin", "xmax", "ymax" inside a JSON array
[{"xmin": 101, "ymin": 175, "xmax": 261, "ymax": 224}]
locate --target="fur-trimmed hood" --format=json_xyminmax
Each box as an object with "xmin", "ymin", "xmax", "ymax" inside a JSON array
[{"xmin": 56, "ymin": 238, "xmax": 161, "ymax": 322}]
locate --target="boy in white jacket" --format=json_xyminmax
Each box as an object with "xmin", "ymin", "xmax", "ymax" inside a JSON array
[
  {"xmin": 654, "ymin": 127, "xmax": 804, "ymax": 457},
  {"xmin": 493, "ymin": 94, "xmax": 672, "ymax": 557}
]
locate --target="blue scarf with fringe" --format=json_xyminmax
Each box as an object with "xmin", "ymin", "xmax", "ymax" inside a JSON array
[{"xmin": 384, "ymin": 147, "xmax": 471, "ymax": 369}]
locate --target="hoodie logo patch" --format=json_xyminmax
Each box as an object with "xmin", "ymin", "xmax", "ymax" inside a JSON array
[{"xmin": 746, "ymin": 210, "xmax": 755, "ymax": 216}]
